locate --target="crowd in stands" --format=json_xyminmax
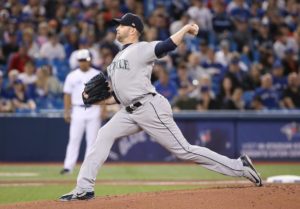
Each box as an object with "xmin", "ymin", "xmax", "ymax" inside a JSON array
[{"xmin": 0, "ymin": 0, "xmax": 300, "ymax": 113}]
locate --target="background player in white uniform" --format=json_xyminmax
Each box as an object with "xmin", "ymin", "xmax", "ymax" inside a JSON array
[
  {"xmin": 60, "ymin": 13, "xmax": 262, "ymax": 200},
  {"xmin": 60, "ymin": 49, "xmax": 101, "ymax": 175}
]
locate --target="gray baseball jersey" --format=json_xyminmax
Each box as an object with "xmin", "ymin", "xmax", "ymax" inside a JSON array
[
  {"xmin": 74, "ymin": 41, "xmax": 249, "ymax": 193},
  {"xmin": 107, "ymin": 41, "xmax": 159, "ymax": 106}
]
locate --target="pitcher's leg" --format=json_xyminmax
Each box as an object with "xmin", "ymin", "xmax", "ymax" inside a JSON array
[
  {"xmin": 64, "ymin": 117, "xmax": 85, "ymax": 171},
  {"xmin": 135, "ymin": 96, "xmax": 244, "ymax": 177},
  {"xmin": 76, "ymin": 110, "xmax": 141, "ymax": 192}
]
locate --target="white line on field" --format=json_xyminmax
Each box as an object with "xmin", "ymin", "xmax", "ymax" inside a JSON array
[
  {"xmin": 0, "ymin": 183, "xmax": 43, "ymax": 187},
  {"xmin": 0, "ymin": 172, "xmax": 39, "ymax": 177}
]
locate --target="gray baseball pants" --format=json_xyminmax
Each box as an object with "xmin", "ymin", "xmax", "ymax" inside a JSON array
[{"xmin": 76, "ymin": 94, "xmax": 244, "ymax": 192}]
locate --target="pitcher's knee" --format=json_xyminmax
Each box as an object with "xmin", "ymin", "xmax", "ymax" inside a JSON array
[
  {"xmin": 97, "ymin": 126, "xmax": 115, "ymax": 140},
  {"xmin": 171, "ymin": 144, "xmax": 194, "ymax": 161}
]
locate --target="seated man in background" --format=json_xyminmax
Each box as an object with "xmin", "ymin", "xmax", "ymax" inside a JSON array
[
  {"xmin": 253, "ymin": 73, "xmax": 281, "ymax": 109},
  {"xmin": 282, "ymin": 72, "xmax": 300, "ymax": 109},
  {"xmin": 11, "ymin": 79, "xmax": 36, "ymax": 111}
]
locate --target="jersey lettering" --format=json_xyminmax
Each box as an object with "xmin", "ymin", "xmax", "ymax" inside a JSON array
[{"xmin": 108, "ymin": 59, "xmax": 130, "ymax": 72}]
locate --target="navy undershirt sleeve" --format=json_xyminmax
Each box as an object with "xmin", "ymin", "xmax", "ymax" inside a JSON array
[{"xmin": 154, "ymin": 38, "xmax": 177, "ymax": 58}]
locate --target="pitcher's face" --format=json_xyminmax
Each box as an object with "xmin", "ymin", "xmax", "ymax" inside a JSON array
[{"xmin": 116, "ymin": 25, "xmax": 131, "ymax": 43}]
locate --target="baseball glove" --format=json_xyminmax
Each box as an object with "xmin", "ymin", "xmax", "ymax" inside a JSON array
[{"xmin": 82, "ymin": 72, "xmax": 111, "ymax": 105}]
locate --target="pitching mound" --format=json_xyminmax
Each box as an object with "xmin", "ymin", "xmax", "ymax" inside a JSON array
[{"xmin": 1, "ymin": 184, "xmax": 299, "ymax": 209}]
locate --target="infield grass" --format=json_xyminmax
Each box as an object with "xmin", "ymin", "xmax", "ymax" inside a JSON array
[{"xmin": 0, "ymin": 163, "xmax": 299, "ymax": 204}]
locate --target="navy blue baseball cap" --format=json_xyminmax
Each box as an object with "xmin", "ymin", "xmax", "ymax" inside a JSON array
[{"xmin": 113, "ymin": 13, "xmax": 144, "ymax": 34}]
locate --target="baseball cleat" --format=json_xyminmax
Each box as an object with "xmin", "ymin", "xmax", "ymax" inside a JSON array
[
  {"xmin": 60, "ymin": 169, "xmax": 71, "ymax": 175},
  {"xmin": 240, "ymin": 155, "xmax": 263, "ymax": 187},
  {"xmin": 59, "ymin": 190, "xmax": 95, "ymax": 201}
]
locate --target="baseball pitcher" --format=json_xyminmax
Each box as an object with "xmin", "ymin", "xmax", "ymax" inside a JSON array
[{"xmin": 60, "ymin": 13, "xmax": 262, "ymax": 201}]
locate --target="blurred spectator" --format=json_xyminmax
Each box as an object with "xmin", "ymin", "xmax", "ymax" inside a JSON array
[
  {"xmin": 227, "ymin": 0, "xmax": 250, "ymax": 20},
  {"xmin": 99, "ymin": 43, "xmax": 118, "ymax": 73},
  {"xmin": 271, "ymin": 61, "xmax": 287, "ymax": 95},
  {"xmin": 279, "ymin": 24, "xmax": 298, "ymax": 54},
  {"xmin": 170, "ymin": 13, "xmax": 191, "ymax": 35},
  {"xmin": 22, "ymin": 0, "xmax": 46, "ymax": 18},
  {"xmin": 63, "ymin": 26, "xmax": 79, "ymax": 58},
  {"xmin": 148, "ymin": 7, "xmax": 170, "ymax": 40},
  {"xmin": 254, "ymin": 73, "xmax": 281, "ymax": 109},
  {"xmin": 7, "ymin": 44, "xmax": 32, "ymax": 73},
  {"xmin": 215, "ymin": 39, "xmax": 231, "ymax": 67},
  {"xmin": 243, "ymin": 63, "xmax": 262, "ymax": 91},
  {"xmin": 4, "ymin": 69, "xmax": 19, "ymax": 99},
  {"xmin": 260, "ymin": 50, "xmax": 275, "ymax": 73},
  {"xmin": 22, "ymin": 27, "xmax": 39, "ymax": 58},
  {"xmin": 222, "ymin": 87, "xmax": 245, "ymax": 110},
  {"xmin": 217, "ymin": 76, "xmax": 234, "ymax": 108},
  {"xmin": 197, "ymin": 85, "xmax": 219, "ymax": 111},
  {"xmin": 273, "ymin": 31, "xmax": 296, "ymax": 59},
  {"xmin": 35, "ymin": 65, "xmax": 62, "ymax": 97},
  {"xmin": 170, "ymin": 42, "xmax": 190, "ymax": 67},
  {"xmin": 39, "ymin": 32, "xmax": 66, "ymax": 60},
  {"xmin": 36, "ymin": 21, "xmax": 49, "ymax": 47},
  {"xmin": 187, "ymin": 0, "xmax": 212, "ymax": 32},
  {"xmin": 191, "ymin": 74, "xmax": 216, "ymax": 101},
  {"xmin": 169, "ymin": 0, "xmax": 189, "ymax": 20},
  {"xmin": 102, "ymin": 0, "xmax": 123, "ymax": 28},
  {"xmin": 18, "ymin": 60, "xmax": 37, "ymax": 85},
  {"xmin": 255, "ymin": 23, "xmax": 273, "ymax": 52},
  {"xmin": 282, "ymin": 48, "xmax": 299, "ymax": 76},
  {"xmin": 282, "ymin": 72, "xmax": 300, "ymax": 109},
  {"xmin": 0, "ymin": 71, "xmax": 13, "ymax": 112},
  {"xmin": 198, "ymin": 39, "xmax": 210, "ymax": 63},
  {"xmin": 232, "ymin": 17, "xmax": 252, "ymax": 53},
  {"xmin": 154, "ymin": 66, "xmax": 177, "ymax": 103},
  {"xmin": 11, "ymin": 79, "xmax": 36, "ymax": 111},
  {"xmin": 224, "ymin": 55, "xmax": 246, "ymax": 90},
  {"xmin": 172, "ymin": 62, "xmax": 195, "ymax": 97},
  {"xmin": 95, "ymin": 11, "xmax": 106, "ymax": 40},
  {"xmin": 201, "ymin": 48, "xmax": 223, "ymax": 76},
  {"xmin": 212, "ymin": 1, "xmax": 233, "ymax": 40},
  {"xmin": 172, "ymin": 64, "xmax": 201, "ymax": 111},
  {"xmin": 1, "ymin": 32, "xmax": 19, "ymax": 63},
  {"xmin": 144, "ymin": 27, "xmax": 158, "ymax": 42},
  {"xmin": 187, "ymin": 52, "xmax": 206, "ymax": 80},
  {"xmin": 43, "ymin": 65, "xmax": 62, "ymax": 95}
]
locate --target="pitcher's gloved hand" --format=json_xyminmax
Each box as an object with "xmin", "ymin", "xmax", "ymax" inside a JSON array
[{"xmin": 82, "ymin": 72, "xmax": 111, "ymax": 105}]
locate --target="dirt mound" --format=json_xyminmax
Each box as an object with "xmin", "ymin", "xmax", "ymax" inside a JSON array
[{"xmin": 1, "ymin": 184, "xmax": 299, "ymax": 209}]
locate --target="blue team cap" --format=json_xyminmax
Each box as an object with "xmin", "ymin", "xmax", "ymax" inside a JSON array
[
  {"xmin": 14, "ymin": 79, "xmax": 23, "ymax": 85},
  {"xmin": 113, "ymin": 13, "xmax": 144, "ymax": 34},
  {"xmin": 272, "ymin": 60, "xmax": 283, "ymax": 69},
  {"xmin": 285, "ymin": 48, "xmax": 294, "ymax": 54},
  {"xmin": 231, "ymin": 57, "xmax": 240, "ymax": 64}
]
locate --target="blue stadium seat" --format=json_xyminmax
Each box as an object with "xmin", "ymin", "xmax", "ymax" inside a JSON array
[{"xmin": 35, "ymin": 58, "xmax": 48, "ymax": 68}]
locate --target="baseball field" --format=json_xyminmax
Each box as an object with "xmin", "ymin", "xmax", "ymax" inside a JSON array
[{"xmin": 0, "ymin": 163, "xmax": 299, "ymax": 209}]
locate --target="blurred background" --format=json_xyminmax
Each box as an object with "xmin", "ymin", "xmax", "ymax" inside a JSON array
[{"xmin": 0, "ymin": 0, "xmax": 300, "ymax": 163}]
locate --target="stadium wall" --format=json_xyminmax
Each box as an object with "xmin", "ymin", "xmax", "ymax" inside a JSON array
[{"xmin": 0, "ymin": 111, "xmax": 300, "ymax": 162}]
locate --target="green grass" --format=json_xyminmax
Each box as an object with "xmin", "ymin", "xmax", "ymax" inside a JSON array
[
  {"xmin": 0, "ymin": 163, "xmax": 299, "ymax": 204},
  {"xmin": 0, "ymin": 185, "xmax": 199, "ymax": 204}
]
